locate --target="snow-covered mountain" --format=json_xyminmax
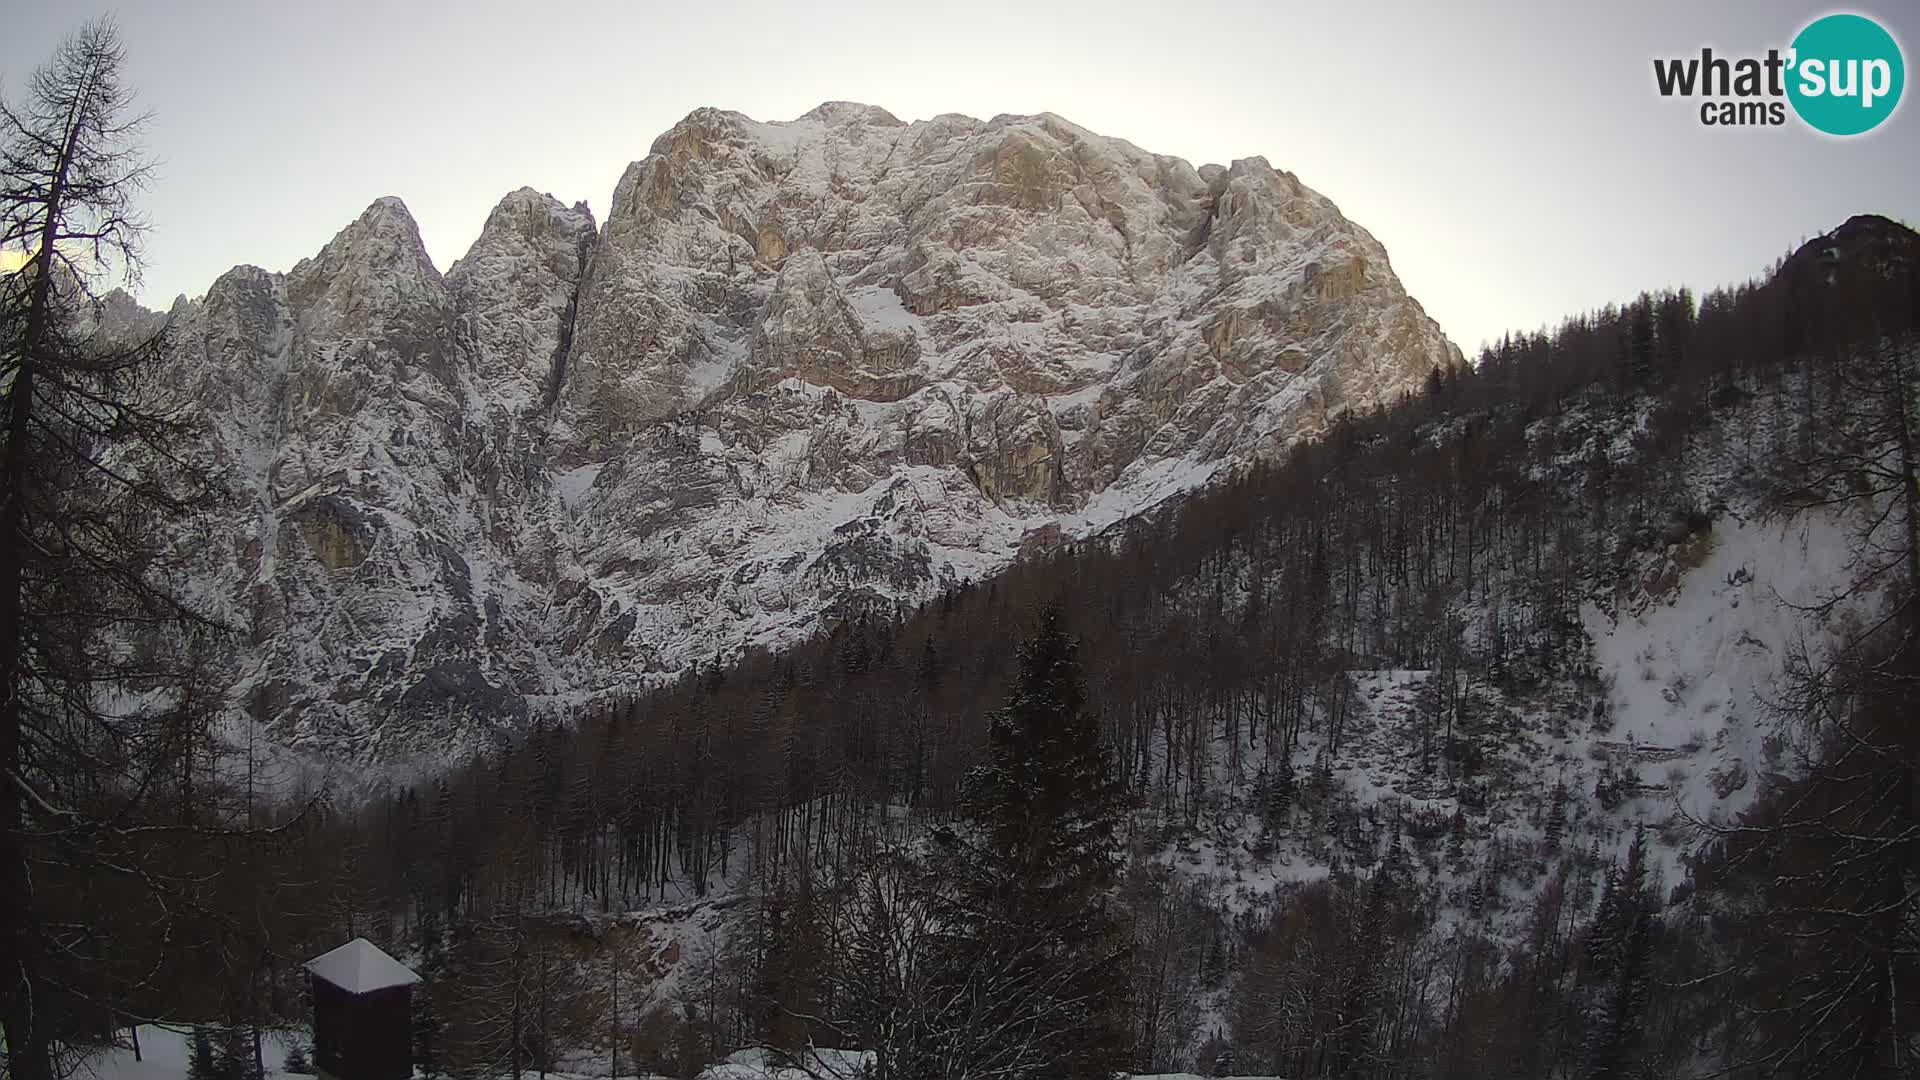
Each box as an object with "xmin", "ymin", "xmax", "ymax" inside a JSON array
[{"xmin": 137, "ymin": 103, "xmax": 1461, "ymax": 767}]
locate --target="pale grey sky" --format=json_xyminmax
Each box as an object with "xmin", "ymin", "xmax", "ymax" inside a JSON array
[{"xmin": 2, "ymin": 0, "xmax": 1915, "ymax": 351}]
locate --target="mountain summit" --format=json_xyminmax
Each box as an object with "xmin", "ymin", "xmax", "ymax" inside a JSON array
[{"xmin": 141, "ymin": 104, "xmax": 1461, "ymax": 768}]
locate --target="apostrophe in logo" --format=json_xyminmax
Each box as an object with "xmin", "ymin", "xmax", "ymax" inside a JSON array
[
  {"xmin": 1652, "ymin": 11, "xmax": 1905, "ymax": 136},
  {"xmin": 1786, "ymin": 13, "xmax": 1904, "ymax": 135}
]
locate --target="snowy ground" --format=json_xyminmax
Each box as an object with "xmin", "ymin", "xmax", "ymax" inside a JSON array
[
  {"xmin": 78, "ymin": 1026, "xmax": 307, "ymax": 1080},
  {"xmin": 79, "ymin": 1028, "xmax": 1284, "ymax": 1080}
]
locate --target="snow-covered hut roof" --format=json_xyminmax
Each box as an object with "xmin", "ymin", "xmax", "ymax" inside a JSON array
[{"xmin": 303, "ymin": 937, "xmax": 421, "ymax": 994}]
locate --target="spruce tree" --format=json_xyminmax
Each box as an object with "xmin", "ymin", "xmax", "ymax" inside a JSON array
[
  {"xmin": 1265, "ymin": 759, "xmax": 1294, "ymax": 831},
  {"xmin": 1622, "ymin": 293, "xmax": 1656, "ymax": 389},
  {"xmin": 1580, "ymin": 826, "xmax": 1656, "ymax": 1079},
  {"xmin": 213, "ymin": 1026, "xmax": 257, "ymax": 1080},
  {"xmin": 1331, "ymin": 866, "xmax": 1396, "ymax": 1078},
  {"xmin": 413, "ymin": 979, "xmax": 444, "ymax": 1080},
  {"xmin": 186, "ymin": 1027, "xmax": 217, "ymax": 1080},
  {"xmin": 756, "ymin": 881, "xmax": 827, "ymax": 1050},
  {"xmin": 1545, "ymin": 780, "xmax": 1569, "ymax": 853},
  {"xmin": 936, "ymin": 607, "xmax": 1132, "ymax": 1079}
]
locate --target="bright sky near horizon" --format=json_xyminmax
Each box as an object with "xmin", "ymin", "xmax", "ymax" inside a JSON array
[{"xmin": 2, "ymin": 0, "xmax": 1916, "ymax": 353}]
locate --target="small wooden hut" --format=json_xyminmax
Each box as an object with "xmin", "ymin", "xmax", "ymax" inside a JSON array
[{"xmin": 304, "ymin": 938, "xmax": 421, "ymax": 1080}]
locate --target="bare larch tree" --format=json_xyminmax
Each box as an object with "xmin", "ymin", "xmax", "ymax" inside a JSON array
[{"xmin": 1, "ymin": 19, "xmax": 237, "ymax": 1080}]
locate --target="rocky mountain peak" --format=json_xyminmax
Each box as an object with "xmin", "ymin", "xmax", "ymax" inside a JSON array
[
  {"xmin": 449, "ymin": 188, "xmax": 597, "ymax": 418},
  {"xmin": 284, "ymin": 196, "xmax": 452, "ymax": 376},
  {"xmin": 290, "ymin": 196, "xmax": 439, "ymax": 294},
  {"xmin": 133, "ymin": 105, "xmax": 1464, "ymax": 768},
  {"xmin": 468, "ymin": 187, "xmax": 597, "ymax": 255}
]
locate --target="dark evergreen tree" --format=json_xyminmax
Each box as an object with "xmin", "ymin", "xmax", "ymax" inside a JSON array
[
  {"xmin": 935, "ymin": 607, "xmax": 1133, "ymax": 1079},
  {"xmin": 1544, "ymin": 780, "xmax": 1569, "ymax": 854},
  {"xmin": 1590, "ymin": 903, "xmax": 1653, "ymax": 1080},
  {"xmin": 213, "ymin": 1026, "xmax": 257, "ymax": 1080},
  {"xmin": 186, "ymin": 1027, "xmax": 217, "ymax": 1080},
  {"xmin": 917, "ymin": 635, "xmax": 940, "ymax": 688},
  {"xmin": 755, "ymin": 879, "xmax": 828, "ymax": 1050},
  {"xmin": 1264, "ymin": 759, "xmax": 1294, "ymax": 832},
  {"xmin": 413, "ymin": 954, "xmax": 445, "ymax": 1079},
  {"xmin": 1580, "ymin": 826, "xmax": 1655, "ymax": 1079},
  {"xmin": 1629, "ymin": 294, "xmax": 1656, "ymax": 387},
  {"xmin": 1330, "ymin": 865, "xmax": 1395, "ymax": 1078},
  {"xmin": 1655, "ymin": 287, "xmax": 1695, "ymax": 373}
]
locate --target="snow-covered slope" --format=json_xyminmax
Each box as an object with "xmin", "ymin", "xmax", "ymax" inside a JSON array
[{"xmin": 133, "ymin": 103, "xmax": 1461, "ymax": 767}]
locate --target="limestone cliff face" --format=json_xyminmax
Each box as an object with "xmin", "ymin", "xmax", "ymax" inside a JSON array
[
  {"xmin": 449, "ymin": 187, "xmax": 597, "ymax": 418},
  {"xmin": 138, "ymin": 104, "xmax": 1461, "ymax": 769}
]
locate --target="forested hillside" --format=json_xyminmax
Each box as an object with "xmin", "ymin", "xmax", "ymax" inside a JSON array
[{"xmin": 61, "ymin": 213, "xmax": 1920, "ymax": 1080}]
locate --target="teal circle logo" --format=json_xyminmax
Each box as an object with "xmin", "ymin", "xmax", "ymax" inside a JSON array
[{"xmin": 1787, "ymin": 13, "xmax": 1904, "ymax": 135}]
